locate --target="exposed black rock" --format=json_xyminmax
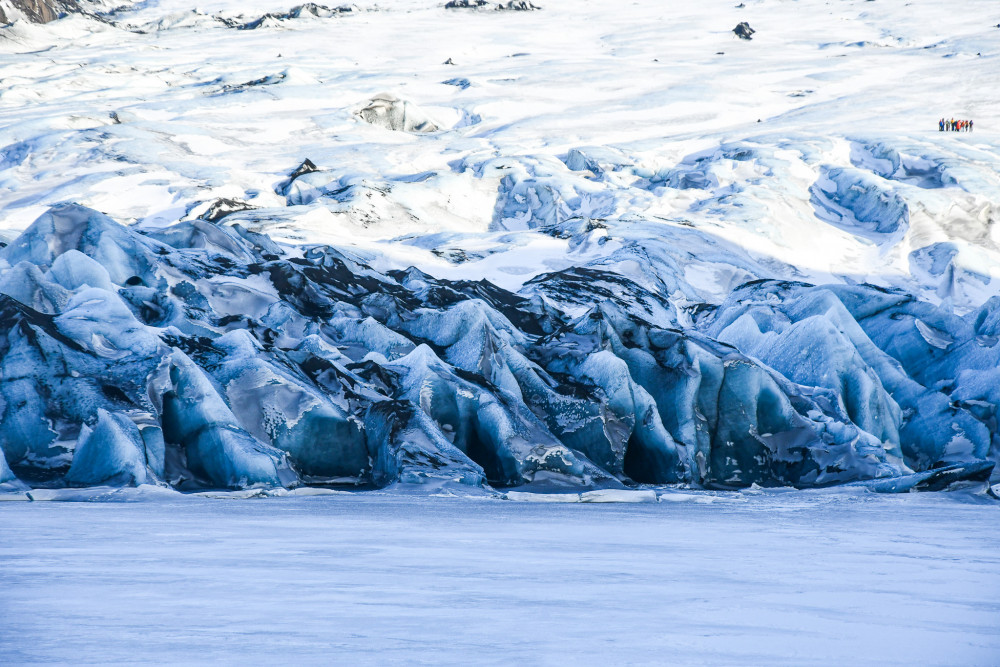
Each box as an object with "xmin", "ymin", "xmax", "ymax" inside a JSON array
[
  {"xmin": 233, "ymin": 3, "xmax": 352, "ymax": 30},
  {"xmin": 497, "ymin": 0, "xmax": 540, "ymax": 9},
  {"xmin": 219, "ymin": 72, "xmax": 286, "ymax": 94},
  {"xmin": 0, "ymin": 0, "xmax": 80, "ymax": 24},
  {"xmin": 276, "ymin": 158, "xmax": 320, "ymax": 195},
  {"xmin": 201, "ymin": 199, "xmax": 259, "ymax": 223},
  {"xmin": 734, "ymin": 21, "xmax": 755, "ymax": 40},
  {"xmin": 444, "ymin": 0, "xmax": 540, "ymax": 9}
]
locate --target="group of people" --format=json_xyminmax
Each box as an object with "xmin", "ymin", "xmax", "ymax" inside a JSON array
[{"xmin": 940, "ymin": 118, "xmax": 973, "ymax": 132}]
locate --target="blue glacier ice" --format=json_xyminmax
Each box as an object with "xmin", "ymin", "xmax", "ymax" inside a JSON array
[
  {"xmin": 63, "ymin": 408, "xmax": 147, "ymax": 487},
  {"xmin": 0, "ymin": 202, "xmax": 995, "ymax": 494}
]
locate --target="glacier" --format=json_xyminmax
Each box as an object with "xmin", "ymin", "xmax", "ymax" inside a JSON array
[
  {"xmin": 3, "ymin": 1, "xmax": 1000, "ymax": 663},
  {"xmin": 0, "ymin": 0, "xmax": 999, "ymax": 496},
  {"xmin": 0, "ymin": 201, "xmax": 996, "ymax": 494}
]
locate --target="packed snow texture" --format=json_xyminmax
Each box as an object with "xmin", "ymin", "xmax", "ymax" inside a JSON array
[
  {"xmin": 1, "ymin": 492, "xmax": 999, "ymax": 664},
  {"xmin": 0, "ymin": 0, "xmax": 999, "ymax": 493}
]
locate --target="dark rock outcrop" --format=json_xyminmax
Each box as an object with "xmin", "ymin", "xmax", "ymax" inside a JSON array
[
  {"xmin": 237, "ymin": 3, "xmax": 352, "ymax": 30},
  {"xmin": 734, "ymin": 21, "xmax": 755, "ymax": 40},
  {"xmin": 0, "ymin": 0, "xmax": 81, "ymax": 24},
  {"xmin": 201, "ymin": 199, "xmax": 259, "ymax": 224},
  {"xmin": 445, "ymin": 0, "xmax": 540, "ymax": 10},
  {"xmin": 497, "ymin": 1, "xmax": 540, "ymax": 9}
]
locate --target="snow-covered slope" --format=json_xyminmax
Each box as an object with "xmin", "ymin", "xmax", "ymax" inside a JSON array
[{"xmin": 0, "ymin": 0, "xmax": 998, "ymax": 493}]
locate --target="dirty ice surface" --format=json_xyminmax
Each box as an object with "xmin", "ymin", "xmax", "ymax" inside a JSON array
[{"xmin": 1, "ymin": 490, "xmax": 999, "ymax": 665}]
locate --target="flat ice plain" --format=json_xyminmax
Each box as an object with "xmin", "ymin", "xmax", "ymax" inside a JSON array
[{"xmin": 2, "ymin": 490, "xmax": 999, "ymax": 665}]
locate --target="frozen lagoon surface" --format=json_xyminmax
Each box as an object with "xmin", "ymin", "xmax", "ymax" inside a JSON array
[
  {"xmin": 2, "ymin": 490, "xmax": 999, "ymax": 665},
  {"xmin": 2, "ymin": 0, "xmax": 1000, "ymax": 498}
]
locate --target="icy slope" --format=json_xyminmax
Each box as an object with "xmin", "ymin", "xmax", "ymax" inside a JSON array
[
  {"xmin": 0, "ymin": 0, "xmax": 998, "ymax": 492},
  {"xmin": 0, "ymin": 202, "xmax": 995, "ymax": 492}
]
